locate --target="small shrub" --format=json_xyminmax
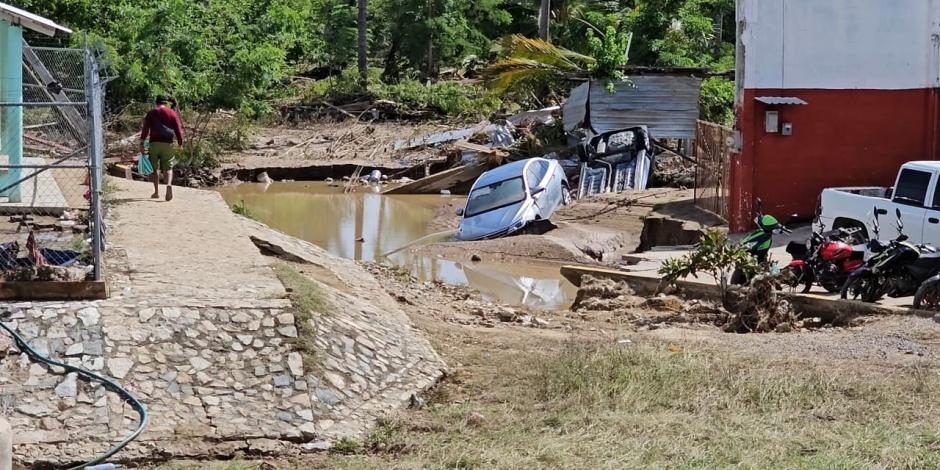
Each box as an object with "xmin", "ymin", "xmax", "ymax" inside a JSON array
[
  {"xmin": 230, "ymin": 199, "xmax": 253, "ymax": 218},
  {"xmin": 332, "ymin": 437, "xmax": 361, "ymax": 454}
]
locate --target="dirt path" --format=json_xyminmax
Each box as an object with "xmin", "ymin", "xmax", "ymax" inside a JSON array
[{"xmin": 106, "ymin": 178, "xmax": 285, "ymax": 302}]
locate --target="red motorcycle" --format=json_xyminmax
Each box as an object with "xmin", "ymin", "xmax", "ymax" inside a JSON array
[{"xmin": 784, "ymin": 224, "xmax": 865, "ymax": 293}]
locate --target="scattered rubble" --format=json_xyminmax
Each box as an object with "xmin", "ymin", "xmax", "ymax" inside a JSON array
[{"xmin": 571, "ymin": 275, "xmax": 804, "ymax": 334}]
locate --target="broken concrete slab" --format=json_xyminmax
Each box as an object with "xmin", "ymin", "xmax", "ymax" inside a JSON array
[{"xmin": 382, "ymin": 164, "xmax": 486, "ymax": 195}]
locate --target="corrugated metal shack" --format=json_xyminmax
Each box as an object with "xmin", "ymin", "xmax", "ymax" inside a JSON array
[{"xmin": 563, "ymin": 75, "xmax": 703, "ymax": 140}]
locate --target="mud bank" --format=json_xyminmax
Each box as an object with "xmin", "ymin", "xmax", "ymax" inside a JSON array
[
  {"xmin": 412, "ymin": 223, "xmax": 628, "ymax": 265},
  {"xmin": 221, "ymin": 160, "xmax": 451, "ymax": 184}
]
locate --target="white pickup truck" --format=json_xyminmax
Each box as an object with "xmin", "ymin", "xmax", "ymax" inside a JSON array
[{"xmin": 820, "ymin": 161, "xmax": 940, "ymax": 243}]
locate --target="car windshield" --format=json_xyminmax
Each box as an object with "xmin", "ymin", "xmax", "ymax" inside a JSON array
[{"xmin": 465, "ymin": 177, "xmax": 525, "ymax": 217}]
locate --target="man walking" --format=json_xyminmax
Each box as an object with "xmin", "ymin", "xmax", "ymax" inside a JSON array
[{"xmin": 140, "ymin": 95, "xmax": 184, "ymax": 201}]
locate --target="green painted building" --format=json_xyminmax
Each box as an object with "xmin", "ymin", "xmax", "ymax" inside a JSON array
[{"xmin": 0, "ymin": 3, "xmax": 70, "ymax": 202}]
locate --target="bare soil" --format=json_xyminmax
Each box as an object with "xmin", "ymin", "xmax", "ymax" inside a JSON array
[
  {"xmin": 410, "ymin": 188, "xmax": 698, "ymax": 266},
  {"xmin": 225, "ymin": 122, "xmax": 450, "ymax": 171},
  {"xmin": 147, "ymin": 253, "xmax": 940, "ymax": 469}
]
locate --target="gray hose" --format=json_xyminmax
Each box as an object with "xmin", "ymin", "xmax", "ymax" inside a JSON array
[{"xmin": 0, "ymin": 319, "xmax": 148, "ymax": 469}]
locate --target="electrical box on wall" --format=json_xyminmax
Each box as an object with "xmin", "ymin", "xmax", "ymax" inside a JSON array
[
  {"xmin": 765, "ymin": 111, "xmax": 779, "ymax": 133},
  {"xmin": 781, "ymin": 122, "xmax": 793, "ymax": 136}
]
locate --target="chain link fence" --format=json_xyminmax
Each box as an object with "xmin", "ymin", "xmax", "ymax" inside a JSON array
[{"xmin": 0, "ymin": 41, "xmax": 105, "ymax": 283}]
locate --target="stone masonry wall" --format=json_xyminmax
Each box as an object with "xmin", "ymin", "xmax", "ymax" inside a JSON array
[{"xmin": 0, "ymin": 221, "xmax": 445, "ymax": 466}]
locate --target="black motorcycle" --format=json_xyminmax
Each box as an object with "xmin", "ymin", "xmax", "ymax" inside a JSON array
[{"xmin": 841, "ymin": 207, "xmax": 939, "ymax": 303}]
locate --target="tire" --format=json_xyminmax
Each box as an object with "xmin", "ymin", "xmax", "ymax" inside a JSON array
[
  {"xmin": 840, "ymin": 273, "xmax": 882, "ymax": 303},
  {"xmin": 832, "ymin": 219, "xmax": 869, "ymax": 243},
  {"xmin": 914, "ymin": 280, "xmax": 940, "ymax": 310},
  {"xmin": 730, "ymin": 268, "xmax": 747, "ymax": 286},
  {"xmin": 819, "ymin": 278, "xmax": 843, "ymax": 293},
  {"xmin": 781, "ymin": 265, "xmax": 812, "ymax": 293},
  {"xmin": 561, "ymin": 184, "xmax": 572, "ymax": 205}
]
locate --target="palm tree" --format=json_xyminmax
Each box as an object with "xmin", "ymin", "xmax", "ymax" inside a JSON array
[
  {"xmin": 357, "ymin": 0, "xmax": 368, "ymax": 89},
  {"xmin": 483, "ymin": 35, "xmax": 595, "ymax": 92},
  {"xmin": 538, "ymin": 0, "xmax": 551, "ymax": 41}
]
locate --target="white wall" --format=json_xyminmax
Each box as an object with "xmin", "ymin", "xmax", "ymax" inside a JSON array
[{"xmin": 740, "ymin": 0, "xmax": 940, "ymax": 90}]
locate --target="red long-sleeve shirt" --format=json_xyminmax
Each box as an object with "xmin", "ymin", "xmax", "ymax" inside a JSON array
[{"xmin": 140, "ymin": 106, "xmax": 184, "ymax": 146}]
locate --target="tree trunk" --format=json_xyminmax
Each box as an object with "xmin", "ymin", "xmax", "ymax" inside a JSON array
[
  {"xmin": 538, "ymin": 0, "xmax": 551, "ymax": 42},
  {"xmin": 382, "ymin": 32, "xmax": 401, "ymax": 83},
  {"xmin": 357, "ymin": 0, "xmax": 368, "ymax": 89}
]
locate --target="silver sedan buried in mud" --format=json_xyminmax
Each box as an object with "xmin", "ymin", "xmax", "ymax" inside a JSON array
[{"xmin": 455, "ymin": 158, "xmax": 571, "ymax": 241}]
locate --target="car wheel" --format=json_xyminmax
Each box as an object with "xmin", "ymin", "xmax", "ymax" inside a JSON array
[{"xmin": 562, "ymin": 185, "xmax": 572, "ymax": 205}]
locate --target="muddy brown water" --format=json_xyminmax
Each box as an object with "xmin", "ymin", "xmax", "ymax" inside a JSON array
[{"xmin": 218, "ymin": 181, "xmax": 577, "ymax": 310}]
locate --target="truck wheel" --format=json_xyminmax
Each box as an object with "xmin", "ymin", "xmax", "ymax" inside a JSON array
[
  {"xmin": 914, "ymin": 281, "xmax": 940, "ymax": 310},
  {"xmin": 832, "ymin": 219, "xmax": 868, "ymax": 242}
]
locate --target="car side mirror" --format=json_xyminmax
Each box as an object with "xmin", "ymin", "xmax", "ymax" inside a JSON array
[{"xmin": 455, "ymin": 208, "xmax": 464, "ymax": 217}]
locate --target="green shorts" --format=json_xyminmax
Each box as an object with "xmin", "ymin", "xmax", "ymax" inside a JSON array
[{"xmin": 149, "ymin": 142, "xmax": 177, "ymax": 170}]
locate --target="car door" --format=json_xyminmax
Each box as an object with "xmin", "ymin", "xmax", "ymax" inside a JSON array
[
  {"xmin": 526, "ymin": 161, "xmax": 549, "ymax": 215},
  {"xmin": 890, "ymin": 167, "xmax": 932, "ymax": 242},
  {"xmin": 921, "ymin": 176, "xmax": 940, "ymax": 245},
  {"xmin": 544, "ymin": 163, "xmax": 564, "ymax": 210}
]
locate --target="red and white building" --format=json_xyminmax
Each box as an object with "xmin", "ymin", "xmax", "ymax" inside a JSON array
[{"xmin": 729, "ymin": 0, "xmax": 940, "ymax": 231}]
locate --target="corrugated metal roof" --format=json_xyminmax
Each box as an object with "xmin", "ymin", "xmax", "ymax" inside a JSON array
[
  {"xmin": 562, "ymin": 82, "xmax": 590, "ymax": 132},
  {"xmin": 0, "ymin": 3, "xmax": 72, "ymax": 36},
  {"xmin": 580, "ymin": 76, "xmax": 702, "ymax": 139},
  {"xmin": 754, "ymin": 96, "xmax": 808, "ymax": 105}
]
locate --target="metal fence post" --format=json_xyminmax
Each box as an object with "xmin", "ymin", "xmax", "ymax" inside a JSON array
[{"xmin": 84, "ymin": 41, "xmax": 104, "ymax": 281}]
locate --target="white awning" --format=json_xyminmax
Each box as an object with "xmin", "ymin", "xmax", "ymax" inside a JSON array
[
  {"xmin": 0, "ymin": 3, "xmax": 72, "ymax": 37},
  {"xmin": 755, "ymin": 96, "xmax": 808, "ymax": 105}
]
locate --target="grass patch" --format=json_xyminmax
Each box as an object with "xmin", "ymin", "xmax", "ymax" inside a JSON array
[
  {"xmin": 339, "ymin": 342, "xmax": 940, "ymax": 469},
  {"xmin": 273, "ymin": 262, "xmax": 331, "ymax": 369},
  {"xmin": 332, "ymin": 437, "xmax": 362, "ymax": 455},
  {"xmin": 230, "ymin": 199, "xmax": 254, "ymax": 219}
]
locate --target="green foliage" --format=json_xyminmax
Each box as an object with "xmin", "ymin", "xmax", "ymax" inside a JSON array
[
  {"xmin": 484, "ymin": 35, "xmax": 594, "ymax": 95},
  {"xmin": 332, "ymin": 437, "xmax": 362, "ymax": 454},
  {"xmin": 305, "ymin": 67, "xmax": 501, "ymax": 117},
  {"xmin": 230, "ymin": 199, "xmax": 253, "ymax": 219},
  {"xmin": 20, "ymin": 0, "xmax": 736, "ymax": 121},
  {"xmin": 658, "ymin": 230, "xmax": 759, "ymax": 288},
  {"xmin": 586, "ymin": 26, "xmax": 631, "ymax": 80},
  {"xmin": 700, "ymin": 76, "xmax": 735, "ymax": 126},
  {"xmin": 177, "ymin": 111, "xmax": 252, "ymax": 170}
]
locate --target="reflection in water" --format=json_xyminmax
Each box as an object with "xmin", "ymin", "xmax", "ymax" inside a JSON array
[
  {"xmin": 218, "ymin": 181, "xmax": 576, "ymax": 309},
  {"xmin": 219, "ymin": 181, "xmax": 441, "ymax": 262}
]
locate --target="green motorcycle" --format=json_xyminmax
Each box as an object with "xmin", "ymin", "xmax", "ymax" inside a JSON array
[{"xmin": 730, "ymin": 198, "xmax": 793, "ymax": 285}]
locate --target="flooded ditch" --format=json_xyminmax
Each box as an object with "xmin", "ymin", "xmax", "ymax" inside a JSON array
[{"xmin": 218, "ymin": 181, "xmax": 577, "ymax": 309}]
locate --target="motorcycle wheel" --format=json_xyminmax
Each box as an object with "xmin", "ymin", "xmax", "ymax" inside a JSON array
[
  {"xmin": 819, "ymin": 278, "xmax": 843, "ymax": 293},
  {"xmin": 730, "ymin": 268, "xmax": 746, "ymax": 286},
  {"xmin": 780, "ymin": 265, "xmax": 812, "ymax": 293},
  {"xmin": 840, "ymin": 274, "xmax": 883, "ymax": 303},
  {"xmin": 914, "ymin": 281, "xmax": 940, "ymax": 310}
]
